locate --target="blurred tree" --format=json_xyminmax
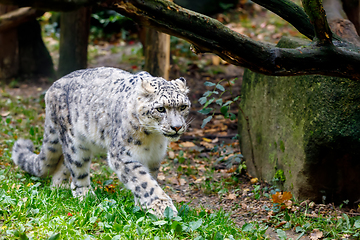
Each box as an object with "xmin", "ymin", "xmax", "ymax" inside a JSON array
[
  {"xmin": 0, "ymin": 5, "xmax": 18, "ymax": 79},
  {"xmin": 0, "ymin": 5, "xmax": 54, "ymax": 80},
  {"xmin": 143, "ymin": 28, "xmax": 170, "ymax": 79},
  {"xmin": 58, "ymin": 7, "xmax": 91, "ymax": 77}
]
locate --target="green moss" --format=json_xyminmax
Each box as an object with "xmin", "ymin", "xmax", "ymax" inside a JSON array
[{"xmin": 273, "ymin": 169, "xmax": 286, "ymax": 183}]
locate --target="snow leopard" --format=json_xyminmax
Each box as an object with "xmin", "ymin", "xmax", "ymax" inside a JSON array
[{"xmin": 12, "ymin": 67, "xmax": 191, "ymax": 217}]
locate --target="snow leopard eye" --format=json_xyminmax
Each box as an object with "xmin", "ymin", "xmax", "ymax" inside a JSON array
[
  {"xmin": 156, "ymin": 107, "xmax": 166, "ymax": 113},
  {"xmin": 180, "ymin": 105, "xmax": 187, "ymax": 111}
]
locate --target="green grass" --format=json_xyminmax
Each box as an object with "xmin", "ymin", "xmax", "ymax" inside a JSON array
[{"xmin": 0, "ymin": 169, "xmax": 244, "ymax": 239}]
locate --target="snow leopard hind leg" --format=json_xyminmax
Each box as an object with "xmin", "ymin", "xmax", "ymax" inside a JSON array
[{"xmin": 12, "ymin": 116, "xmax": 68, "ymax": 183}]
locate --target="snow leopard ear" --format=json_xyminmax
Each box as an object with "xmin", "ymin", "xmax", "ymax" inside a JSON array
[
  {"xmin": 172, "ymin": 77, "xmax": 189, "ymax": 94},
  {"xmin": 140, "ymin": 77, "xmax": 157, "ymax": 93}
]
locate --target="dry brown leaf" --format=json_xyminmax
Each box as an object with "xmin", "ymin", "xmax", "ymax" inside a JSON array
[
  {"xmin": 275, "ymin": 221, "xmax": 287, "ymax": 228},
  {"xmin": 168, "ymin": 176, "xmax": 178, "ymax": 185},
  {"xmin": 179, "ymin": 178, "xmax": 187, "ymax": 186},
  {"xmin": 272, "ymin": 191, "xmax": 292, "ymax": 204},
  {"xmin": 226, "ymin": 165, "xmax": 238, "ymax": 173},
  {"xmin": 181, "ymin": 141, "xmax": 196, "ymax": 148},
  {"xmin": 212, "ymin": 56, "xmax": 220, "ymax": 65},
  {"xmin": 200, "ymin": 141, "xmax": 214, "ymax": 149},
  {"xmin": 226, "ymin": 193, "xmax": 237, "ymax": 200},
  {"xmin": 169, "ymin": 142, "xmax": 181, "ymax": 150},
  {"xmin": 250, "ymin": 178, "xmax": 258, "ymax": 184},
  {"xmin": 0, "ymin": 111, "xmax": 10, "ymax": 117},
  {"xmin": 168, "ymin": 151, "xmax": 175, "ymax": 159},
  {"xmin": 157, "ymin": 172, "xmax": 166, "ymax": 181},
  {"xmin": 172, "ymin": 195, "xmax": 187, "ymax": 203},
  {"xmin": 202, "ymin": 137, "xmax": 212, "ymax": 143},
  {"xmin": 309, "ymin": 229, "xmax": 323, "ymax": 240},
  {"xmin": 194, "ymin": 176, "xmax": 206, "ymax": 183},
  {"xmin": 190, "ymin": 175, "xmax": 197, "ymax": 180}
]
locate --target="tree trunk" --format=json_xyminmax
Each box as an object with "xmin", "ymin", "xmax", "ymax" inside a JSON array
[
  {"xmin": 18, "ymin": 19, "xmax": 55, "ymax": 78},
  {"xmin": 58, "ymin": 7, "xmax": 91, "ymax": 77},
  {"xmin": 143, "ymin": 28, "xmax": 170, "ymax": 79},
  {"xmin": 0, "ymin": 5, "xmax": 55, "ymax": 80},
  {"xmin": 0, "ymin": 4, "xmax": 19, "ymax": 79},
  {"xmin": 342, "ymin": 0, "xmax": 360, "ymax": 34}
]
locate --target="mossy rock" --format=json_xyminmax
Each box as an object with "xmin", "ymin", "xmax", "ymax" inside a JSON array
[{"xmin": 238, "ymin": 37, "xmax": 360, "ymax": 204}]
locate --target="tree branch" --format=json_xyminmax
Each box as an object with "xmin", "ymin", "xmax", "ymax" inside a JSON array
[
  {"xmin": 0, "ymin": 7, "xmax": 43, "ymax": 32},
  {"xmin": 302, "ymin": 0, "xmax": 333, "ymax": 45},
  {"xmin": 0, "ymin": 0, "xmax": 95, "ymax": 11},
  {"xmin": 99, "ymin": 0, "xmax": 360, "ymax": 80},
  {"xmin": 251, "ymin": 0, "xmax": 315, "ymax": 40}
]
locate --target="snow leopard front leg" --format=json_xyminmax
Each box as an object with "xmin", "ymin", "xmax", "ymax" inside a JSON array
[{"xmin": 108, "ymin": 147, "xmax": 177, "ymax": 217}]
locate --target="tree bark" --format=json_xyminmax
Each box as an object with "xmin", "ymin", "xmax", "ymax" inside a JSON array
[
  {"xmin": 58, "ymin": 6, "xmax": 91, "ymax": 77},
  {"xmin": 342, "ymin": 0, "xmax": 360, "ymax": 34},
  {"xmin": 144, "ymin": 28, "xmax": 170, "ymax": 79},
  {"xmin": 324, "ymin": 0, "xmax": 360, "ymax": 46},
  {"xmin": 18, "ymin": 18, "xmax": 55, "ymax": 78},
  {"xmin": 0, "ymin": 4, "xmax": 18, "ymax": 79}
]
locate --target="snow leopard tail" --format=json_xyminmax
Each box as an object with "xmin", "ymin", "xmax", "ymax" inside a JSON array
[{"xmin": 12, "ymin": 137, "xmax": 63, "ymax": 177}]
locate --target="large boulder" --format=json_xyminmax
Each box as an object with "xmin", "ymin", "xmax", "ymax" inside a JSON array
[{"xmin": 238, "ymin": 37, "xmax": 360, "ymax": 205}]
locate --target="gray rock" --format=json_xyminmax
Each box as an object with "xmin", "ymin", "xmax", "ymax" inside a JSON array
[{"xmin": 238, "ymin": 37, "xmax": 360, "ymax": 205}]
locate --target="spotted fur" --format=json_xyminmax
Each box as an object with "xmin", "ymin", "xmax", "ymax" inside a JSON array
[{"xmin": 12, "ymin": 67, "xmax": 191, "ymax": 217}]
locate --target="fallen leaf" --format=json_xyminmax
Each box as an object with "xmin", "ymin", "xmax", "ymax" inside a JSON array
[
  {"xmin": 226, "ymin": 165, "xmax": 238, "ymax": 173},
  {"xmin": 171, "ymin": 195, "xmax": 187, "ymax": 203},
  {"xmin": 169, "ymin": 142, "xmax": 181, "ymax": 150},
  {"xmin": 104, "ymin": 184, "xmax": 116, "ymax": 193},
  {"xmin": 275, "ymin": 221, "xmax": 287, "ymax": 228},
  {"xmin": 250, "ymin": 178, "xmax": 258, "ymax": 184},
  {"xmin": 226, "ymin": 193, "xmax": 237, "ymax": 200},
  {"xmin": 272, "ymin": 191, "xmax": 292, "ymax": 204},
  {"xmin": 157, "ymin": 172, "xmax": 166, "ymax": 181},
  {"xmin": 168, "ymin": 151, "xmax": 175, "ymax": 159},
  {"xmin": 0, "ymin": 111, "xmax": 10, "ymax": 117},
  {"xmin": 179, "ymin": 178, "xmax": 187, "ymax": 186},
  {"xmin": 309, "ymin": 229, "xmax": 323, "ymax": 240},
  {"xmin": 272, "ymin": 192, "xmax": 293, "ymax": 209},
  {"xmin": 194, "ymin": 176, "xmax": 206, "ymax": 183},
  {"xmin": 200, "ymin": 141, "xmax": 214, "ymax": 149},
  {"xmin": 181, "ymin": 141, "xmax": 196, "ymax": 148},
  {"xmin": 202, "ymin": 137, "xmax": 212, "ymax": 143}
]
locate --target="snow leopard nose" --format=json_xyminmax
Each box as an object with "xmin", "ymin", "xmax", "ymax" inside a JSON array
[{"xmin": 171, "ymin": 125, "xmax": 182, "ymax": 132}]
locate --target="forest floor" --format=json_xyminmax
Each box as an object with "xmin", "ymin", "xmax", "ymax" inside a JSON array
[{"xmin": 2, "ymin": 4, "xmax": 360, "ymax": 240}]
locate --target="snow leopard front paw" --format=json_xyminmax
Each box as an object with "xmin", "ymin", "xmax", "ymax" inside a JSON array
[
  {"xmin": 147, "ymin": 198, "xmax": 178, "ymax": 217},
  {"xmin": 70, "ymin": 182, "xmax": 94, "ymax": 201}
]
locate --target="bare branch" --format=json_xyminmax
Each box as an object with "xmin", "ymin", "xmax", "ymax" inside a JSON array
[
  {"xmin": 0, "ymin": 7, "xmax": 43, "ymax": 32},
  {"xmin": 0, "ymin": 0, "xmax": 95, "ymax": 11},
  {"xmin": 302, "ymin": 0, "xmax": 333, "ymax": 45},
  {"xmin": 251, "ymin": 0, "xmax": 314, "ymax": 40},
  {"xmin": 99, "ymin": 0, "xmax": 360, "ymax": 80}
]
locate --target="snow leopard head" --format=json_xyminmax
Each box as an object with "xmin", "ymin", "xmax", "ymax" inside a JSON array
[{"xmin": 137, "ymin": 77, "xmax": 191, "ymax": 141}]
